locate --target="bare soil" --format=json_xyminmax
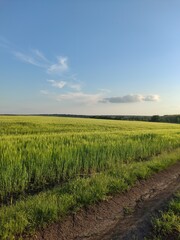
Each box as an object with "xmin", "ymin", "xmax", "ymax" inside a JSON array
[{"xmin": 28, "ymin": 162, "xmax": 180, "ymax": 240}]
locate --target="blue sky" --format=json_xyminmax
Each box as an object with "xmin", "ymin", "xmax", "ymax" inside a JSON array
[{"xmin": 0, "ymin": 0, "xmax": 180, "ymax": 115}]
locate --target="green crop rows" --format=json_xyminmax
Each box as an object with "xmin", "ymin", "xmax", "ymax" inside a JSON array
[{"xmin": 0, "ymin": 116, "xmax": 180, "ymax": 239}]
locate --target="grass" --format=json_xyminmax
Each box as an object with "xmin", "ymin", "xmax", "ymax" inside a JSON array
[
  {"xmin": 147, "ymin": 192, "xmax": 180, "ymax": 240},
  {"xmin": 0, "ymin": 149, "xmax": 179, "ymax": 239},
  {"xmin": 1, "ymin": 117, "xmax": 180, "ymax": 201},
  {"xmin": 0, "ymin": 116, "xmax": 180, "ymax": 239}
]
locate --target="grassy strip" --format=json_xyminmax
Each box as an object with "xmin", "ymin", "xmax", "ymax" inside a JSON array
[
  {"xmin": 0, "ymin": 149, "xmax": 180, "ymax": 239},
  {"xmin": 146, "ymin": 192, "xmax": 180, "ymax": 240}
]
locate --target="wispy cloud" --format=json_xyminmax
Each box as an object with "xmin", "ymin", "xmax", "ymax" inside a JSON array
[
  {"xmin": 47, "ymin": 80, "xmax": 67, "ymax": 89},
  {"xmin": 5, "ymin": 38, "xmax": 159, "ymax": 107},
  {"xmin": 56, "ymin": 91, "xmax": 103, "ymax": 104},
  {"xmin": 14, "ymin": 51, "xmax": 42, "ymax": 67},
  {"xmin": 31, "ymin": 49, "xmax": 49, "ymax": 62},
  {"xmin": 11, "ymin": 44, "xmax": 79, "ymax": 93},
  {"xmin": 47, "ymin": 56, "xmax": 68, "ymax": 74},
  {"xmin": 101, "ymin": 94, "xmax": 160, "ymax": 103},
  {"xmin": 47, "ymin": 79, "xmax": 82, "ymax": 91},
  {"xmin": 13, "ymin": 50, "xmax": 49, "ymax": 68},
  {"xmin": 1, "ymin": 37, "xmax": 69, "ymax": 77},
  {"xmin": 40, "ymin": 88, "xmax": 104, "ymax": 104},
  {"xmin": 13, "ymin": 48, "xmax": 68, "ymax": 74}
]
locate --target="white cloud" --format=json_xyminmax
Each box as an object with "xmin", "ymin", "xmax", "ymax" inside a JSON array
[
  {"xmin": 47, "ymin": 80, "xmax": 67, "ymax": 89},
  {"xmin": 56, "ymin": 91, "xmax": 103, "ymax": 104},
  {"xmin": 41, "ymin": 84, "xmax": 103, "ymax": 104},
  {"xmin": 47, "ymin": 56, "xmax": 68, "ymax": 74},
  {"xmin": 32, "ymin": 49, "xmax": 49, "ymax": 62},
  {"xmin": 13, "ymin": 49, "xmax": 68, "ymax": 75},
  {"xmin": 14, "ymin": 51, "xmax": 48, "ymax": 68},
  {"xmin": 143, "ymin": 95, "xmax": 160, "ymax": 101},
  {"xmin": 1, "ymin": 38, "xmax": 68, "ymax": 74},
  {"xmin": 47, "ymin": 79, "xmax": 82, "ymax": 91},
  {"xmin": 102, "ymin": 94, "xmax": 160, "ymax": 103},
  {"xmin": 14, "ymin": 52, "xmax": 40, "ymax": 66}
]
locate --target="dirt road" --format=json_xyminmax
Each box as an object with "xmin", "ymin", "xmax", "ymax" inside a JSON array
[{"xmin": 30, "ymin": 162, "xmax": 180, "ymax": 240}]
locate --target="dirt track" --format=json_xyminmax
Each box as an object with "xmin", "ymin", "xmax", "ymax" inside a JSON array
[{"xmin": 29, "ymin": 162, "xmax": 180, "ymax": 240}]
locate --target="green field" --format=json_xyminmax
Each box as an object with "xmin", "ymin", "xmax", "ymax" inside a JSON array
[{"xmin": 0, "ymin": 116, "xmax": 180, "ymax": 239}]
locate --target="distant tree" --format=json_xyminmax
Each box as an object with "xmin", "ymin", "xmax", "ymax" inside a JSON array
[
  {"xmin": 151, "ymin": 115, "xmax": 160, "ymax": 122},
  {"xmin": 177, "ymin": 117, "xmax": 180, "ymax": 123}
]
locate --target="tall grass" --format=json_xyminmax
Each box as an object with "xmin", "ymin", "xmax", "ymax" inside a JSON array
[
  {"xmin": 0, "ymin": 117, "xmax": 180, "ymax": 201},
  {"xmin": 0, "ymin": 148, "xmax": 179, "ymax": 239},
  {"xmin": 147, "ymin": 192, "xmax": 180, "ymax": 240}
]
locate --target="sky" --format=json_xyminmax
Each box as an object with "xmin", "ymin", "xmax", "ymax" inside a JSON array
[{"xmin": 0, "ymin": 0, "xmax": 180, "ymax": 115}]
